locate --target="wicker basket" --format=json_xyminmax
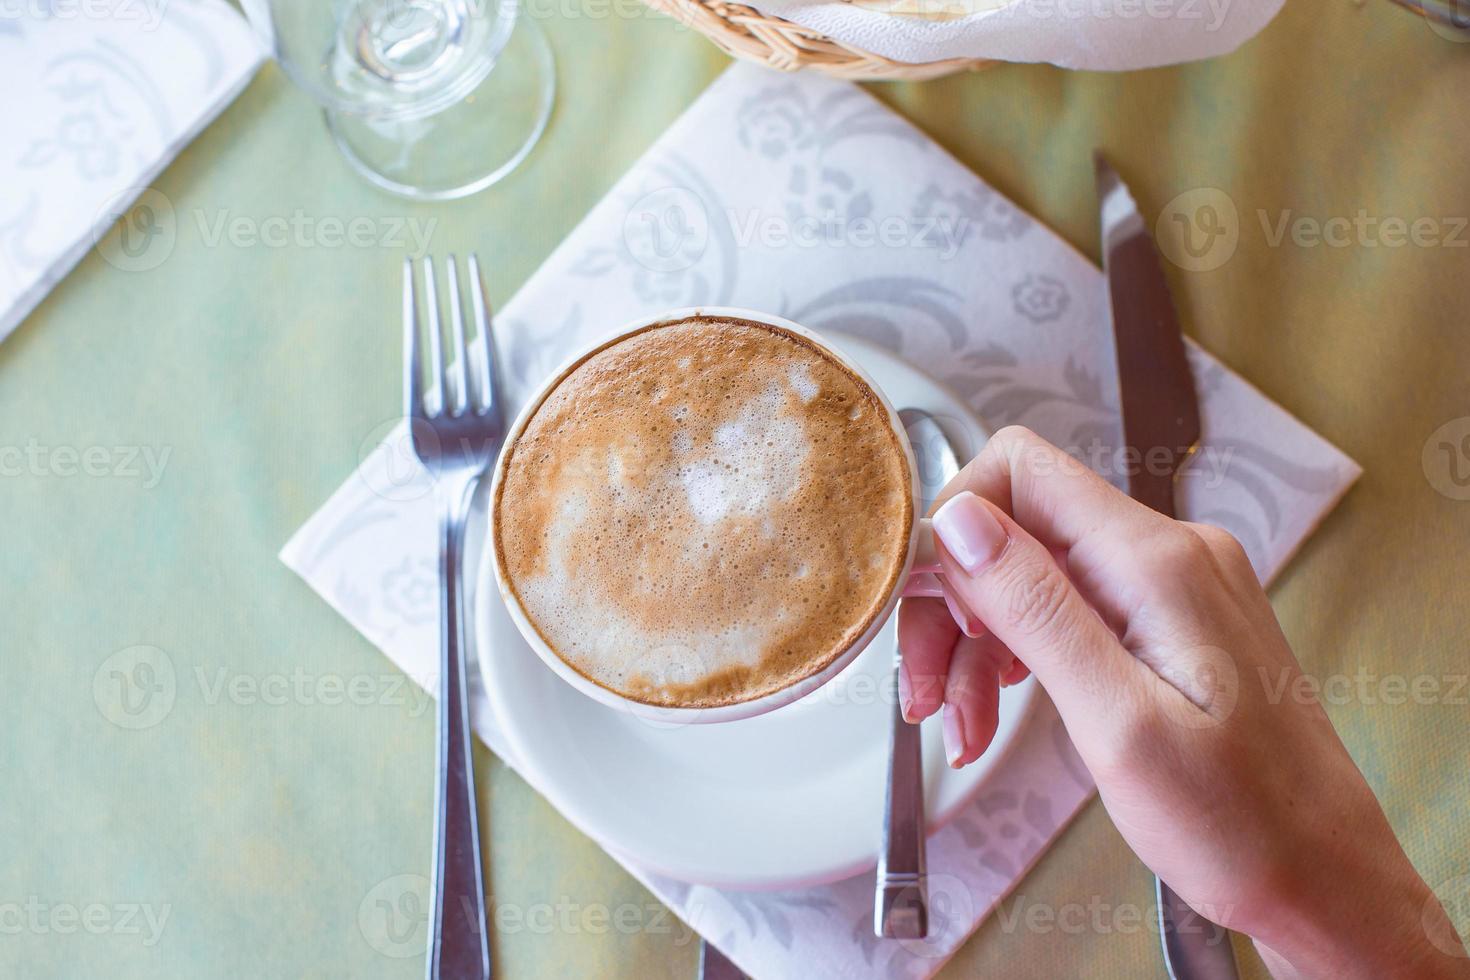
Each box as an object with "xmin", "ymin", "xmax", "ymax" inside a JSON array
[{"xmin": 643, "ymin": 0, "xmax": 993, "ymax": 80}]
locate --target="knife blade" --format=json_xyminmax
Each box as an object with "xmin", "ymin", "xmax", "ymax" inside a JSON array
[
  {"xmin": 1095, "ymin": 152, "xmax": 1238, "ymax": 980},
  {"xmin": 1095, "ymin": 152, "xmax": 1201, "ymax": 515}
]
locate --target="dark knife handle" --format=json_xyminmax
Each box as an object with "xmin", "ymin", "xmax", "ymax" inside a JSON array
[
  {"xmin": 699, "ymin": 940, "xmax": 745, "ymax": 980},
  {"xmin": 1096, "ymin": 152, "xmax": 1234, "ymax": 980},
  {"xmin": 1143, "ymin": 476, "xmax": 1237, "ymax": 980}
]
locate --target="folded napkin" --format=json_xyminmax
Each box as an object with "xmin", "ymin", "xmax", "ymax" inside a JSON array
[
  {"xmin": 0, "ymin": 0, "xmax": 260, "ymax": 343},
  {"xmin": 282, "ymin": 62, "xmax": 1359, "ymax": 978},
  {"xmin": 750, "ymin": 0, "xmax": 1285, "ymax": 70}
]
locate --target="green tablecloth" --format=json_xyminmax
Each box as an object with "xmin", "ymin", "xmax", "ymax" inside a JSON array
[{"xmin": 3, "ymin": 2, "xmax": 1467, "ymax": 976}]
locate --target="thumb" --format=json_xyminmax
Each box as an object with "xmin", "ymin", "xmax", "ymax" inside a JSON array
[{"xmin": 931, "ymin": 491, "xmax": 1148, "ymax": 720}]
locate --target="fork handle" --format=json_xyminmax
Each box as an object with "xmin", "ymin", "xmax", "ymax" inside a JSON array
[{"xmin": 428, "ymin": 479, "xmax": 491, "ymax": 980}]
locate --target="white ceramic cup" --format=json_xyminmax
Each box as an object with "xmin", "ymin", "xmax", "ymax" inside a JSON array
[{"xmin": 488, "ymin": 306, "xmax": 955, "ymax": 725}]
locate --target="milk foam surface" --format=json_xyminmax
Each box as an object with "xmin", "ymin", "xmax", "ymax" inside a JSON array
[{"xmin": 494, "ymin": 316, "xmax": 913, "ymax": 708}]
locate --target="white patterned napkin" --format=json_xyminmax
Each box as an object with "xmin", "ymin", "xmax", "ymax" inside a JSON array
[
  {"xmin": 282, "ymin": 63, "xmax": 1359, "ymax": 978},
  {"xmin": 750, "ymin": 0, "xmax": 1284, "ymax": 71},
  {"xmin": 0, "ymin": 0, "xmax": 260, "ymax": 342}
]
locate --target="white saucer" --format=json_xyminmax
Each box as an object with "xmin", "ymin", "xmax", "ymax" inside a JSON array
[{"xmin": 474, "ymin": 333, "xmax": 1038, "ymax": 890}]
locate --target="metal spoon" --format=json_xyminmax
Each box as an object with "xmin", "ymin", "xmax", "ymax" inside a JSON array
[
  {"xmin": 696, "ymin": 409, "xmax": 962, "ymax": 966},
  {"xmin": 874, "ymin": 408, "xmax": 962, "ymax": 938}
]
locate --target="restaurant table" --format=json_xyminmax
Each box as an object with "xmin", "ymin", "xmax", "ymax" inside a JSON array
[{"xmin": 3, "ymin": 2, "xmax": 1467, "ymax": 977}]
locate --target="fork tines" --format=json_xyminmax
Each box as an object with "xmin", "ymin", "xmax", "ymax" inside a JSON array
[{"xmin": 403, "ymin": 254, "xmax": 499, "ymax": 424}]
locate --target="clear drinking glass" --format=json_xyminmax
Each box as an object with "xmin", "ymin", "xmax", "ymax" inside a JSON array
[{"xmin": 241, "ymin": 0, "xmax": 555, "ymax": 200}]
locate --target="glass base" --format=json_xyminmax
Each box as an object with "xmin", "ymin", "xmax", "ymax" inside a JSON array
[{"xmin": 324, "ymin": 12, "xmax": 554, "ymax": 201}]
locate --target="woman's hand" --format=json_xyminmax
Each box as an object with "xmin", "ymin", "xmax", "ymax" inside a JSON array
[{"xmin": 898, "ymin": 426, "xmax": 1466, "ymax": 979}]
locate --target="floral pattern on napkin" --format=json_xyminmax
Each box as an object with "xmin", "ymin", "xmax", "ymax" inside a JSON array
[
  {"xmin": 0, "ymin": 0, "xmax": 260, "ymax": 341},
  {"xmin": 282, "ymin": 63, "xmax": 1359, "ymax": 979}
]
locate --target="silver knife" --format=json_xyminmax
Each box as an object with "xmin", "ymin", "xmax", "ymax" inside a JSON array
[{"xmin": 1095, "ymin": 152, "xmax": 1240, "ymax": 980}]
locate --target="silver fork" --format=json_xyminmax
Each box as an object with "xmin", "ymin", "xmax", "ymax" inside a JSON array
[{"xmin": 404, "ymin": 254, "xmax": 502, "ymax": 980}]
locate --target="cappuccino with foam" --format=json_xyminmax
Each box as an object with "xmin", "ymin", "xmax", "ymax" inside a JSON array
[{"xmin": 493, "ymin": 315, "xmax": 913, "ymax": 708}]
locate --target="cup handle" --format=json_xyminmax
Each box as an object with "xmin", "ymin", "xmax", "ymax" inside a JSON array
[{"xmin": 901, "ymin": 518, "xmax": 945, "ymax": 598}]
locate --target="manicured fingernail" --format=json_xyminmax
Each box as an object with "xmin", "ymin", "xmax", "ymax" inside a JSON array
[
  {"xmin": 898, "ymin": 663, "xmax": 915, "ymax": 723},
  {"xmin": 943, "ymin": 703, "xmax": 965, "ymax": 768},
  {"xmin": 932, "ymin": 492, "xmax": 1008, "ymax": 575},
  {"xmin": 1003, "ymin": 658, "xmax": 1028, "ymax": 686}
]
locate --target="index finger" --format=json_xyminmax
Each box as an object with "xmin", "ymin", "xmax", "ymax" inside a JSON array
[{"xmin": 937, "ymin": 425, "xmax": 1171, "ymax": 556}]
